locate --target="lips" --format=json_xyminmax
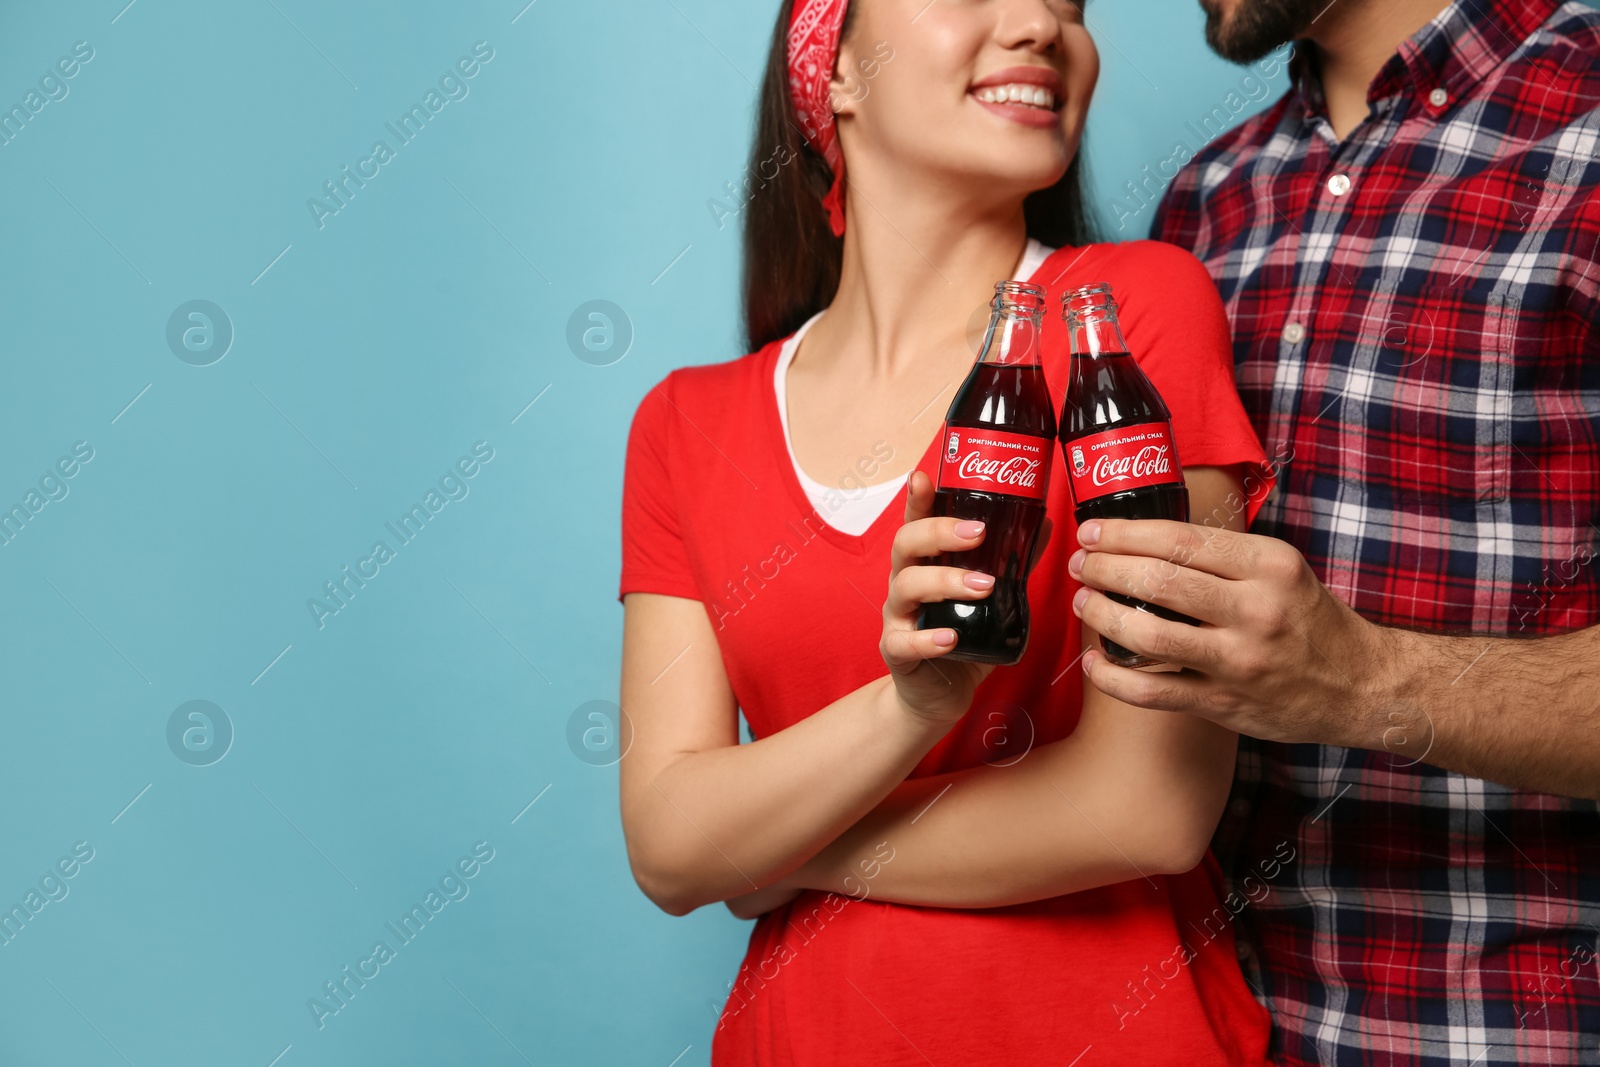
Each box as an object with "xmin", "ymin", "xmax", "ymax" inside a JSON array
[{"xmin": 969, "ymin": 65, "xmax": 1064, "ymax": 128}]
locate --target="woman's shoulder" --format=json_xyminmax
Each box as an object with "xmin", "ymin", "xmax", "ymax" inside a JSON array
[
  {"xmin": 1035, "ymin": 239, "xmax": 1216, "ymax": 297},
  {"xmin": 1035, "ymin": 239, "xmax": 1226, "ymax": 340},
  {"xmin": 631, "ymin": 340, "xmax": 782, "ymax": 422}
]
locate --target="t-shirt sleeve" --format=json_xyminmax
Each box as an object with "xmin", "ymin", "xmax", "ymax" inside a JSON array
[
  {"xmin": 618, "ymin": 374, "xmax": 702, "ymax": 603},
  {"xmin": 1114, "ymin": 240, "xmax": 1277, "ymax": 527}
]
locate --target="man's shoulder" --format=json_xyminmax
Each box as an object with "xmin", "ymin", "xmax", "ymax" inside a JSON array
[
  {"xmin": 1503, "ymin": 1, "xmax": 1600, "ymax": 96},
  {"xmin": 1148, "ymin": 88, "xmax": 1297, "ymax": 248},
  {"xmin": 1177, "ymin": 91, "xmax": 1293, "ymax": 191},
  {"xmin": 1547, "ymin": 0, "xmax": 1600, "ymax": 44}
]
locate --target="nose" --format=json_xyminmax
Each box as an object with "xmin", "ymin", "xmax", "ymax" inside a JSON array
[{"xmin": 993, "ymin": 0, "xmax": 1066, "ymax": 53}]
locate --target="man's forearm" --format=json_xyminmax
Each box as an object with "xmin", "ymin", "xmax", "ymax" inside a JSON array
[
  {"xmin": 1359, "ymin": 624, "xmax": 1600, "ymax": 800},
  {"xmin": 1069, "ymin": 517, "xmax": 1600, "ymax": 802}
]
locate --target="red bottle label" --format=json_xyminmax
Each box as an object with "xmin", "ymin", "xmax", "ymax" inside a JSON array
[
  {"xmin": 936, "ymin": 425, "xmax": 1051, "ymax": 502},
  {"xmin": 1064, "ymin": 421, "xmax": 1182, "ymax": 502}
]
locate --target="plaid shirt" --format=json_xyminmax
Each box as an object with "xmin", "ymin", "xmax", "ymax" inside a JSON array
[{"xmin": 1153, "ymin": 1, "xmax": 1600, "ymax": 1064}]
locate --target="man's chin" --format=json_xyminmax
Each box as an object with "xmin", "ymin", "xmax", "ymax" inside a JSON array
[{"xmin": 1200, "ymin": 0, "xmax": 1318, "ymax": 64}]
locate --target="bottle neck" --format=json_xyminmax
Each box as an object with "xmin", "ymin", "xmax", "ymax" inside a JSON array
[
  {"xmin": 1066, "ymin": 309, "xmax": 1129, "ymax": 358},
  {"xmin": 979, "ymin": 310, "xmax": 1044, "ymax": 367}
]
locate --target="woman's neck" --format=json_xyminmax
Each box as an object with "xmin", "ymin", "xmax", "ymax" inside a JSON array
[{"xmin": 801, "ymin": 185, "xmax": 1032, "ymax": 382}]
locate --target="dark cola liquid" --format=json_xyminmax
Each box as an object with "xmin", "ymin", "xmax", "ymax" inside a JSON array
[
  {"xmin": 1060, "ymin": 351, "xmax": 1199, "ymax": 669},
  {"xmin": 917, "ymin": 362, "xmax": 1055, "ymax": 665}
]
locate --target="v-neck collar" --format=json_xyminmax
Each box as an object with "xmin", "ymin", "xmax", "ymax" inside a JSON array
[
  {"xmin": 764, "ymin": 238, "xmax": 1057, "ymax": 553},
  {"xmin": 764, "ymin": 335, "xmax": 940, "ymax": 555}
]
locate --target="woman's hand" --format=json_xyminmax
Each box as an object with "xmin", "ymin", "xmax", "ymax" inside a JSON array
[
  {"xmin": 725, "ymin": 880, "xmax": 804, "ymax": 920},
  {"xmin": 880, "ymin": 470, "xmax": 1051, "ymax": 726}
]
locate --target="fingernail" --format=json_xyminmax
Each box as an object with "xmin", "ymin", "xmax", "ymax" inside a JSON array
[
  {"xmin": 1068, "ymin": 548, "xmax": 1086, "ymax": 576},
  {"xmin": 1073, "ymin": 587, "xmax": 1089, "ymax": 613},
  {"xmin": 964, "ymin": 572, "xmax": 995, "ymax": 590},
  {"xmin": 933, "ymin": 629, "xmax": 957, "ymax": 646},
  {"xmin": 954, "ymin": 520, "xmax": 986, "ymax": 539},
  {"xmin": 1078, "ymin": 520, "xmax": 1101, "ymax": 546},
  {"xmin": 1082, "ymin": 650, "xmax": 1099, "ymax": 671}
]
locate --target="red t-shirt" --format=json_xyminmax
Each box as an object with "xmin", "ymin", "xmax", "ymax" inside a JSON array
[{"xmin": 619, "ymin": 241, "xmax": 1275, "ymax": 1066}]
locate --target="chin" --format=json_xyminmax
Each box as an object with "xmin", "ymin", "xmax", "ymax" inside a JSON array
[
  {"xmin": 997, "ymin": 130, "xmax": 1075, "ymax": 186},
  {"xmin": 1015, "ymin": 151, "xmax": 1072, "ymax": 190},
  {"xmin": 958, "ymin": 146, "xmax": 1071, "ymax": 203}
]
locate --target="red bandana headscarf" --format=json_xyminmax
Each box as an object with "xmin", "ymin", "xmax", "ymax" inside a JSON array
[{"xmin": 787, "ymin": 0, "xmax": 850, "ymax": 237}]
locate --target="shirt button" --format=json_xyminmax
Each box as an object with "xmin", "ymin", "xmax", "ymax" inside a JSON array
[
  {"xmin": 1327, "ymin": 173, "xmax": 1352, "ymax": 197},
  {"xmin": 1237, "ymin": 940, "xmax": 1254, "ymax": 960},
  {"xmin": 1229, "ymin": 797, "xmax": 1252, "ymax": 818},
  {"xmin": 1282, "ymin": 322, "xmax": 1306, "ymax": 344},
  {"xmin": 1428, "ymin": 87, "xmax": 1449, "ymax": 108}
]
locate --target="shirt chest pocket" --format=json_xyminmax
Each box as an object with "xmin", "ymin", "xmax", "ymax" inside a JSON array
[{"xmin": 1353, "ymin": 283, "xmax": 1514, "ymax": 505}]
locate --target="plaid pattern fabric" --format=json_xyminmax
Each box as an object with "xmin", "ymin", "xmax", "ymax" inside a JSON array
[{"xmin": 1153, "ymin": 1, "xmax": 1600, "ymax": 1064}]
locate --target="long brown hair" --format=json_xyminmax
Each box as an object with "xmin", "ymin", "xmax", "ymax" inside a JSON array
[{"xmin": 742, "ymin": 0, "xmax": 1098, "ymax": 352}]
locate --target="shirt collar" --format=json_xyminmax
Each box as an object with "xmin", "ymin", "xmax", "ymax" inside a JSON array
[{"xmin": 1288, "ymin": 0, "xmax": 1561, "ymax": 121}]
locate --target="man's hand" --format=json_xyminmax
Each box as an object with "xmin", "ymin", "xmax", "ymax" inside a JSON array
[{"xmin": 1068, "ymin": 517, "xmax": 1394, "ymax": 749}]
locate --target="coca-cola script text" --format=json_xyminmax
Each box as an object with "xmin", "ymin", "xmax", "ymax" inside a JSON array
[
  {"xmin": 1063, "ymin": 422, "xmax": 1182, "ymax": 503},
  {"xmin": 936, "ymin": 426, "xmax": 1052, "ymax": 502}
]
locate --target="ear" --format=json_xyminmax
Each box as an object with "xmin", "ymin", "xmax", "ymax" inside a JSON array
[{"xmin": 829, "ymin": 34, "xmax": 867, "ymax": 117}]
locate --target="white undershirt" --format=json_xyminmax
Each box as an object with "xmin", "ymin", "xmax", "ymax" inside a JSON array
[{"xmin": 775, "ymin": 238, "xmax": 1056, "ymax": 535}]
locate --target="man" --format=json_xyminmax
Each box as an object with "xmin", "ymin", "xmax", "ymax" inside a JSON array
[{"xmin": 1068, "ymin": 0, "xmax": 1600, "ymax": 1063}]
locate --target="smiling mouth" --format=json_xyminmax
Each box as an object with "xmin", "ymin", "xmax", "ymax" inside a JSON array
[{"xmin": 971, "ymin": 84, "xmax": 1059, "ymax": 111}]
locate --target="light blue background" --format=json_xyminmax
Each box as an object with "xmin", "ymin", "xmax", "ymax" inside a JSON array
[{"xmin": 0, "ymin": 2, "xmax": 1292, "ymax": 1064}]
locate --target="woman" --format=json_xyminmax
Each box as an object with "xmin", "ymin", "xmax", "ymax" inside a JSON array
[{"xmin": 617, "ymin": 0, "xmax": 1275, "ymax": 1062}]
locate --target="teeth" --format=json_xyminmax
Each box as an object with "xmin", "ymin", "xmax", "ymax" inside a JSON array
[{"xmin": 976, "ymin": 84, "xmax": 1055, "ymax": 109}]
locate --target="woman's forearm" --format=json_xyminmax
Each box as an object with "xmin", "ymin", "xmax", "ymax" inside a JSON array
[
  {"xmin": 629, "ymin": 674, "xmax": 953, "ymax": 915},
  {"xmin": 780, "ymin": 700, "xmax": 1237, "ymax": 908}
]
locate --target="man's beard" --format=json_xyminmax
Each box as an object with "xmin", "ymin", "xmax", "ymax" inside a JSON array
[{"xmin": 1200, "ymin": 0, "xmax": 1323, "ymax": 62}]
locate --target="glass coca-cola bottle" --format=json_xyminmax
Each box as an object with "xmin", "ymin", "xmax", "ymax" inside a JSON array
[
  {"xmin": 1059, "ymin": 283, "xmax": 1198, "ymax": 670},
  {"xmin": 916, "ymin": 281, "xmax": 1055, "ymax": 665}
]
